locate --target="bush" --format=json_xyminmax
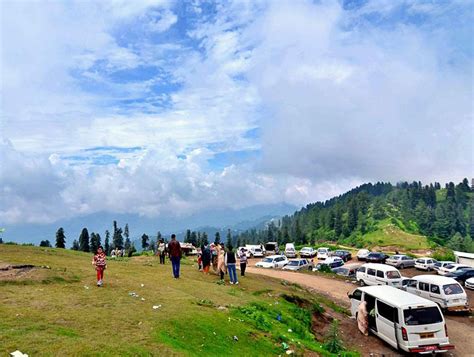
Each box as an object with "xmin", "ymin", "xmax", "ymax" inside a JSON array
[
  {"xmin": 432, "ymin": 249, "xmax": 455, "ymax": 262},
  {"xmin": 323, "ymin": 320, "xmax": 344, "ymax": 354}
]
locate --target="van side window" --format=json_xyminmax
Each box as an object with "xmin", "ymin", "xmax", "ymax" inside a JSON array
[
  {"xmin": 407, "ymin": 280, "xmax": 417, "ymax": 288},
  {"xmin": 419, "ymin": 282, "xmax": 430, "ymax": 291},
  {"xmin": 430, "ymin": 285, "xmax": 440, "ymax": 294},
  {"xmin": 376, "ymin": 270, "xmax": 384, "ymax": 278},
  {"xmin": 368, "ymin": 268, "xmax": 376, "ymax": 276},
  {"xmin": 377, "ymin": 300, "xmax": 399, "ymax": 323},
  {"xmin": 352, "ymin": 290, "xmax": 362, "ymax": 301},
  {"xmin": 358, "ymin": 267, "xmax": 366, "ymax": 273}
]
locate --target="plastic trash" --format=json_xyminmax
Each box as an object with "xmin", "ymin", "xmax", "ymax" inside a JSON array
[
  {"xmin": 233, "ymin": 336, "xmax": 238, "ymax": 341},
  {"xmin": 286, "ymin": 350, "xmax": 294, "ymax": 355},
  {"xmin": 141, "ymin": 297, "xmax": 146, "ymax": 301},
  {"xmin": 281, "ymin": 342, "xmax": 289, "ymax": 350},
  {"xmin": 84, "ymin": 286, "xmax": 89, "ymax": 290},
  {"xmin": 276, "ymin": 314, "xmax": 282, "ymax": 321},
  {"xmin": 152, "ymin": 305, "xmax": 162, "ymax": 309},
  {"xmin": 287, "ymin": 328, "xmax": 292, "ymax": 333},
  {"xmin": 10, "ymin": 351, "xmax": 29, "ymax": 357},
  {"xmin": 140, "ymin": 284, "xmax": 144, "ymax": 287}
]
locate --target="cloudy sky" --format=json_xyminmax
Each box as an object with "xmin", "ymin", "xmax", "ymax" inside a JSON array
[{"xmin": 1, "ymin": 0, "xmax": 473, "ymax": 225}]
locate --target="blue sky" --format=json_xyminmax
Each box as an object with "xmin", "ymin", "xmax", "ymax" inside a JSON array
[{"xmin": 1, "ymin": 0, "xmax": 473, "ymax": 225}]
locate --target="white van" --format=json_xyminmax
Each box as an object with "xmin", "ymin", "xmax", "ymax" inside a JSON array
[
  {"xmin": 285, "ymin": 243, "xmax": 296, "ymax": 258},
  {"xmin": 403, "ymin": 275, "xmax": 469, "ymax": 312},
  {"xmin": 348, "ymin": 286, "xmax": 454, "ymax": 354},
  {"xmin": 356, "ymin": 263, "xmax": 402, "ymax": 287},
  {"xmin": 316, "ymin": 247, "xmax": 330, "ymax": 260},
  {"xmin": 414, "ymin": 257, "xmax": 437, "ymax": 271}
]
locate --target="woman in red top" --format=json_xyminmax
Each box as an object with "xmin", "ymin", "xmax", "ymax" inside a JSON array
[{"xmin": 92, "ymin": 246, "xmax": 107, "ymax": 287}]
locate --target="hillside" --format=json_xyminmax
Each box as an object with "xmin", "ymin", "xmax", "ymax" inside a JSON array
[
  {"xmin": 0, "ymin": 245, "xmax": 357, "ymax": 356},
  {"xmin": 236, "ymin": 179, "xmax": 473, "ymax": 253}
]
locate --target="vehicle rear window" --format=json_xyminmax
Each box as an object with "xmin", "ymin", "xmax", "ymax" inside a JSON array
[
  {"xmin": 403, "ymin": 307, "xmax": 443, "ymax": 326},
  {"xmin": 386, "ymin": 271, "xmax": 401, "ymax": 279},
  {"xmin": 443, "ymin": 284, "xmax": 463, "ymax": 295}
]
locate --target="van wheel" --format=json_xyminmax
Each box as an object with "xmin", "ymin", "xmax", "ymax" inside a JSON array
[
  {"xmin": 360, "ymin": 280, "xmax": 366, "ymax": 286},
  {"xmin": 399, "ymin": 264, "xmax": 404, "ymax": 269}
]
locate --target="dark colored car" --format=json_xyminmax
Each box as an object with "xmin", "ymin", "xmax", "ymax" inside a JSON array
[
  {"xmin": 366, "ymin": 252, "xmax": 389, "ymax": 264},
  {"xmin": 446, "ymin": 268, "xmax": 474, "ymax": 285},
  {"xmin": 333, "ymin": 250, "xmax": 352, "ymax": 262}
]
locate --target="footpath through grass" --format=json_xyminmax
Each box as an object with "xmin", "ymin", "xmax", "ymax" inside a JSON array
[{"xmin": 0, "ymin": 245, "xmax": 358, "ymax": 356}]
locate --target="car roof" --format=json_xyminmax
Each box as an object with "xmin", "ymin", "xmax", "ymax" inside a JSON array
[
  {"xmin": 266, "ymin": 255, "xmax": 285, "ymax": 259},
  {"xmin": 289, "ymin": 258, "xmax": 307, "ymax": 262},
  {"xmin": 361, "ymin": 263, "xmax": 399, "ymax": 271},
  {"xmin": 390, "ymin": 255, "xmax": 408, "ymax": 258},
  {"xmin": 357, "ymin": 286, "xmax": 438, "ymax": 308},
  {"xmin": 412, "ymin": 275, "xmax": 462, "ymax": 285}
]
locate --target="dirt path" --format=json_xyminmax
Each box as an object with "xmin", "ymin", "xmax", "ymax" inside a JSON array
[{"xmin": 247, "ymin": 267, "xmax": 472, "ymax": 356}]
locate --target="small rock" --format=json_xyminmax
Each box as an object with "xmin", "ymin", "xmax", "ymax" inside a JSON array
[{"xmin": 84, "ymin": 286, "xmax": 89, "ymax": 290}]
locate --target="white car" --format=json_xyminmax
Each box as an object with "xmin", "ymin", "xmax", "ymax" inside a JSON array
[
  {"xmin": 414, "ymin": 257, "xmax": 438, "ymax": 271},
  {"xmin": 313, "ymin": 257, "xmax": 344, "ymax": 271},
  {"xmin": 285, "ymin": 243, "xmax": 297, "ymax": 258},
  {"xmin": 465, "ymin": 277, "xmax": 474, "ymax": 290},
  {"xmin": 255, "ymin": 255, "xmax": 288, "ymax": 269},
  {"xmin": 251, "ymin": 248, "xmax": 264, "ymax": 258},
  {"xmin": 356, "ymin": 249, "xmax": 370, "ymax": 261},
  {"xmin": 316, "ymin": 247, "xmax": 330, "ymax": 260},
  {"xmin": 438, "ymin": 263, "xmax": 471, "ymax": 276},
  {"xmin": 434, "ymin": 261, "xmax": 455, "ymax": 272},
  {"xmin": 299, "ymin": 247, "xmax": 316, "ymax": 258}
]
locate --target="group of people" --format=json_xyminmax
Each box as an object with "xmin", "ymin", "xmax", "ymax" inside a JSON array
[
  {"xmin": 91, "ymin": 234, "xmax": 249, "ymax": 286},
  {"xmin": 197, "ymin": 243, "xmax": 248, "ymax": 285}
]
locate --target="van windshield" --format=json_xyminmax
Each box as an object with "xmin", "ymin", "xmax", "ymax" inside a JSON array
[
  {"xmin": 403, "ymin": 307, "xmax": 442, "ymax": 326},
  {"xmin": 262, "ymin": 258, "xmax": 272, "ymax": 263},
  {"xmin": 443, "ymin": 284, "xmax": 463, "ymax": 295},
  {"xmin": 386, "ymin": 271, "xmax": 401, "ymax": 279}
]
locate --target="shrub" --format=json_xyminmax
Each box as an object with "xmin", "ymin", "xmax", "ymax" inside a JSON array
[{"xmin": 323, "ymin": 320, "xmax": 344, "ymax": 354}]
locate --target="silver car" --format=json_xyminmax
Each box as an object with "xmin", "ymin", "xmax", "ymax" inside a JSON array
[
  {"xmin": 386, "ymin": 254, "xmax": 415, "ymax": 269},
  {"xmin": 282, "ymin": 258, "xmax": 313, "ymax": 271}
]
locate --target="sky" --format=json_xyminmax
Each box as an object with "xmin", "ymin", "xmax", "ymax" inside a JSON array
[{"xmin": 1, "ymin": 0, "xmax": 473, "ymax": 226}]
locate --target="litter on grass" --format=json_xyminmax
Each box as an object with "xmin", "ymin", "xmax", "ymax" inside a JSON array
[
  {"xmin": 152, "ymin": 305, "xmax": 162, "ymax": 310},
  {"xmin": 141, "ymin": 284, "xmax": 144, "ymax": 287},
  {"xmin": 233, "ymin": 336, "xmax": 239, "ymax": 341},
  {"xmin": 10, "ymin": 351, "xmax": 29, "ymax": 357},
  {"xmin": 129, "ymin": 292, "xmax": 139, "ymax": 298}
]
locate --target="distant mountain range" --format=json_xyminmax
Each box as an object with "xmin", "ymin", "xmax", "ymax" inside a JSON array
[{"xmin": 2, "ymin": 203, "xmax": 297, "ymax": 246}]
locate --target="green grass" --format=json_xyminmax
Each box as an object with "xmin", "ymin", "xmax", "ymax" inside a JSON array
[
  {"xmin": 360, "ymin": 219, "xmax": 430, "ymax": 250},
  {"xmin": 0, "ymin": 245, "xmax": 358, "ymax": 356}
]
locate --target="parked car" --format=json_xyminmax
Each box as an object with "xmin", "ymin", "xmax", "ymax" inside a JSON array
[
  {"xmin": 284, "ymin": 243, "xmax": 297, "ymax": 258},
  {"xmin": 332, "ymin": 266, "xmax": 358, "ymax": 279},
  {"xmin": 348, "ymin": 286, "xmax": 454, "ymax": 354},
  {"xmin": 300, "ymin": 247, "xmax": 316, "ymax": 258},
  {"xmin": 446, "ymin": 268, "xmax": 474, "ymax": 285},
  {"xmin": 332, "ymin": 250, "xmax": 352, "ymax": 262},
  {"xmin": 356, "ymin": 249, "xmax": 370, "ymax": 261},
  {"xmin": 283, "ymin": 258, "xmax": 313, "ymax": 271},
  {"xmin": 465, "ymin": 277, "xmax": 474, "ymax": 290},
  {"xmin": 245, "ymin": 245, "xmax": 265, "ymax": 257},
  {"xmin": 237, "ymin": 246, "xmax": 251, "ymax": 258},
  {"xmin": 438, "ymin": 263, "xmax": 471, "ymax": 276},
  {"xmin": 356, "ymin": 263, "xmax": 402, "ymax": 287},
  {"xmin": 403, "ymin": 275, "xmax": 469, "ymax": 312},
  {"xmin": 414, "ymin": 257, "xmax": 438, "ymax": 271},
  {"xmin": 366, "ymin": 252, "xmax": 389, "ymax": 264},
  {"xmin": 265, "ymin": 242, "xmax": 279, "ymax": 255},
  {"xmin": 255, "ymin": 255, "xmax": 288, "ymax": 269},
  {"xmin": 386, "ymin": 255, "xmax": 415, "ymax": 269},
  {"xmin": 433, "ymin": 261, "xmax": 455, "ymax": 272},
  {"xmin": 314, "ymin": 257, "xmax": 344, "ymax": 271},
  {"xmin": 316, "ymin": 247, "xmax": 330, "ymax": 260}
]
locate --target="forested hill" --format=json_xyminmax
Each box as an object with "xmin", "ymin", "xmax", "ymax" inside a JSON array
[{"xmin": 238, "ymin": 179, "xmax": 474, "ymax": 253}]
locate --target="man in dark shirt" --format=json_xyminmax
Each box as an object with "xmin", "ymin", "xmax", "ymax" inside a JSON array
[{"xmin": 167, "ymin": 234, "xmax": 182, "ymax": 279}]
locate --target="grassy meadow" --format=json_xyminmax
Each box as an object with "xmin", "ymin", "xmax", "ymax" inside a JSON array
[{"xmin": 0, "ymin": 245, "xmax": 357, "ymax": 356}]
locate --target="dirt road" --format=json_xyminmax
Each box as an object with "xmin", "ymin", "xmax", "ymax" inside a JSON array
[{"xmin": 247, "ymin": 266, "xmax": 473, "ymax": 356}]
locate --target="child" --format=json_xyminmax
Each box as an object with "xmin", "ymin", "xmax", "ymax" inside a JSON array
[{"xmin": 92, "ymin": 245, "xmax": 107, "ymax": 287}]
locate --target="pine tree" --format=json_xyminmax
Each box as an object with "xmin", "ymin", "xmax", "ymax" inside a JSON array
[
  {"xmin": 469, "ymin": 199, "xmax": 474, "ymax": 239},
  {"xmin": 90, "ymin": 232, "xmax": 99, "ymax": 253},
  {"xmin": 55, "ymin": 227, "xmax": 66, "ymax": 248},
  {"xmin": 447, "ymin": 233, "xmax": 463, "ymax": 251},
  {"xmin": 141, "ymin": 234, "xmax": 149, "ymax": 250},
  {"xmin": 112, "ymin": 221, "xmax": 123, "ymax": 250},
  {"xmin": 185, "ymin": 229, "xmax": 191, "ymax": 243},
  {"xmin": 104, "ymin": 230, "xmax": 110, "ymax": 255},
  {"xmin": 71, "ymin": 239, "xmax": 80, "ymax": 250},
  {"xmin": 215, "ymin": 231, "xmax": 221, "ymax": 244},
  {"xmin": 124, "ymin": 224, "xmax": 131, "ymax": 251},
  {"xmin": 190, "ymin": 231, "xmax": 197, "ymax": 246},
  {"xmin": 202, "ymin": 232, "xmax": 209, "ymax": 246},
  {"xmin": 79, "ymin": 228, "xmax": 90, "ymax": 252},
  {"xmin": 226, "ymin": 229, "xmax": 233, "ymax": 250}
]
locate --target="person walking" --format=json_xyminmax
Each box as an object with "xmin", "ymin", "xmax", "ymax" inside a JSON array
[
  {"xmin": 239, "ymin": 247, "xmax": 247, "ymax": 276},
  {"xmin": 216, "ymin": 244, "xmax": 226, "ymax": 281},
  {"xmin": 201, "ymin": 244, "xmax": 211, "ymax": 274},
  {"xmin": 167, "ymin": 234, "xmax": 182, "ymax": 279},
  {"xmin": 92, "ymin": 245, "xmax": 107, "ymax": 287},
  {"xmin": 225, "ymin": 246, "xmax": 238, "ymax": 285},
  {"xmin": 158, "ymin": 239, "xmax": 166, "ymax": 265}
]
